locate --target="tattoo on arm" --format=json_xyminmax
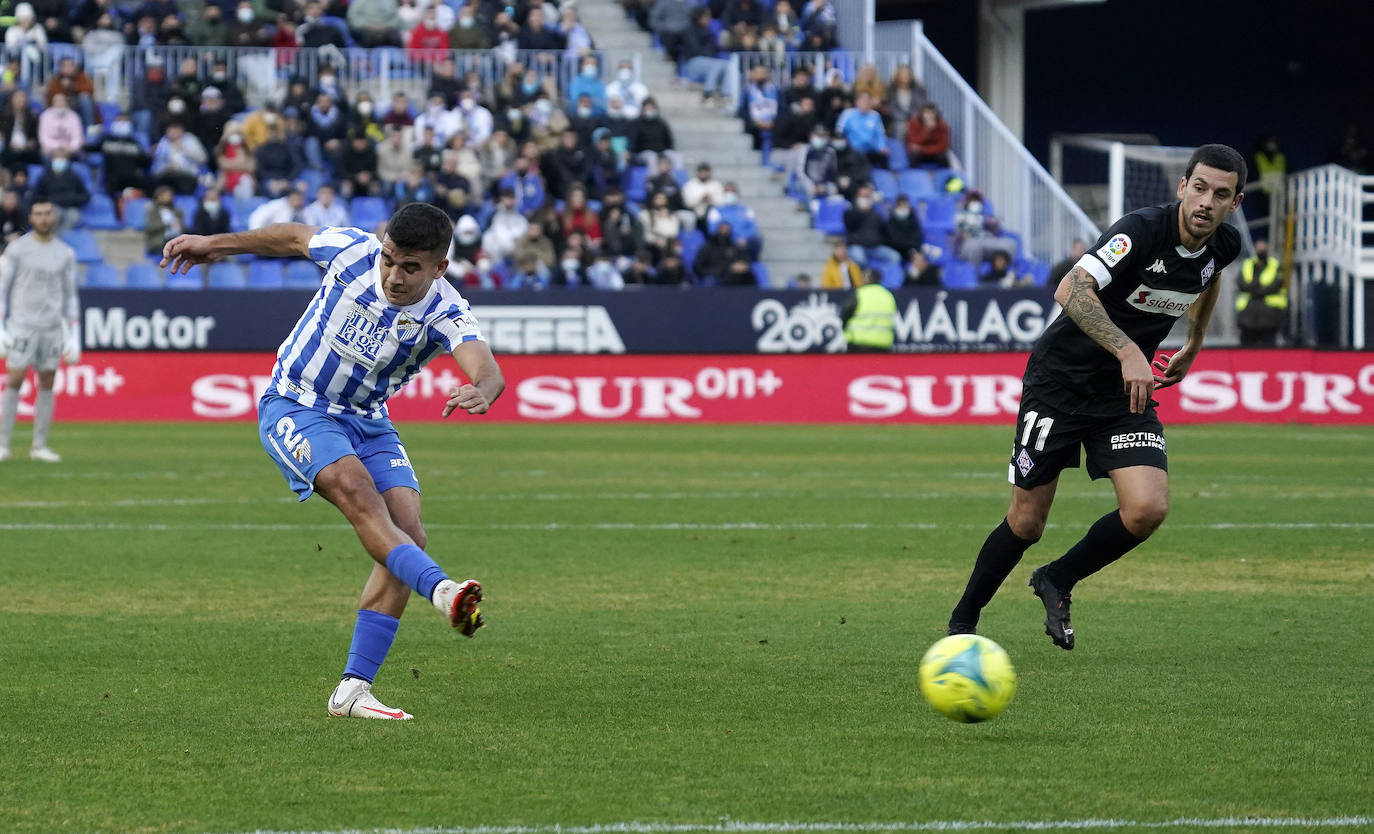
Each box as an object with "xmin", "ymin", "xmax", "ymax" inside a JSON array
[{"xmin": 1062, "ymin": 267, "xmax": 1133, "ymax": 356}]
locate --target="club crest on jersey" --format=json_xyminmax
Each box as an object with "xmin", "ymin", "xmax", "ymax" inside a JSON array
[
  {"xmin": 1097, "ymin": 234, "xmax": 1132, "ymax": 268},
  {"xmin": 1200, "ymin": 258, "xmax": 1216, "ymax": 284},
  {"xmin": 1016, "ymin": 448, "xmax": 1034, "ymax": 476},
  {"xmin": 332, "ymin": 303, "xmax": 386, "ymax": 363},
  {"xmin": 395, "ymin": 312, "xmax": 424, "ymax": 342}
]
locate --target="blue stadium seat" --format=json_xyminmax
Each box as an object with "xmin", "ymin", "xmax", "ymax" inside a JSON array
[
  {"xmin": 942, "ymin": 259, "xmax": 978, "ymax": 289},
  {"xmin": 283, "ymin": 260, "xmax": 323, "ymax": 290},
  {"xmin": 98, "ymin": 101, "xmax": 120, "ymax": 126},
  {"xmin": 232, "ymin": 196, "xmax": 266, "ymax": 232},
  {"xmin": 207, "ymin": 262, "xmax": 247, "ymax": 289},
  {"xmin": 751, "ymin": 261, "xmax": 770, "ymax": 288},
  {"xmin": 81, "ymin": 193, "xmax": 121, "ymax": 230},
  {"xmin": 899, "ymin": 170, "xmax": 936, "ymax": 203},
  {"xmin": 923, "ymin": 194, "xmax": 960, "ymax": 233},
  {"xmin": 814, "ymin": 196, "xmax": 847, "ymax": 236},
  {"xmin": 122, "ymin": 197, "xmax": 148, "ymax": 229},
  {"xmin": 124, "ymin": 261, "xmax": 164, "ymax": 289},
  {"xmin": 71, "ymin": 161, "xmax": 96, "ymax": 190},
  {"xmin": 246, "ymin": 259, "xmax": 285, "ymax": 289},
  {"xmin": 166, "ymin": 269, "xmax": 204, "ymax": 290},
  {"xmin": 350, "ymin": 196, "xmax": 389, "ymax": 229},
  {"xmin": 83, "ymin": 263, "xmax": 123, "ymax": 288},
  {"xmin": 679, "ymin": 228, "xmax": 705, "ymax": 270},
  {"xmin": 623, "ymin": 165, "xmax": 649, "ymax": 203},
  {"xmin": 173, "ymin": 195, "xmax": 199, "ymax": 221},
  {"xmin": 887, "ymin": 137, "xmax": 909, "ymax": 171},
  {"xmin": 877, "ymin": 260, "xmax": 905, "ymax": 290},
  {"xmin": 870, "ymin": 169, "xmax": 899, "ymax": 204},
  {"xmin": 1027, "ymin": 260, "xmax": 1052, "ymax": 286},
  {"xmin": 298, "ymin": 167, "xmax": 328, "ymax": 199},
  {"xmin": 61, "ymin": 230, "xmax": 102, "ymax": 263}
]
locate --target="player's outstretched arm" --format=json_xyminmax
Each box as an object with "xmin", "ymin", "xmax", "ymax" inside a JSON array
[
  {"xmin": 160, "ymin": 223, "xmax": 318, "ymax": 274},
  {"xmin": 443, "ymin": 340, "xmax": 505, "ymax": 417},
  {"xmin": 1153, "ymin": 280, "xmax": 1220, "ymax": 389},
  {"xmin": 1055, "ymin": 266, "xmax": 1154, "ymax": 414}
]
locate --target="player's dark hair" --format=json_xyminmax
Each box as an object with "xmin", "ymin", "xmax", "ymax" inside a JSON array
[
  {"xmin": 386, "ymin": 202, "xmax": 453, "ymax": 259},
  {"xmin": 1184, "ymin": 144, "xmax": 1246, "ymax": 194}
]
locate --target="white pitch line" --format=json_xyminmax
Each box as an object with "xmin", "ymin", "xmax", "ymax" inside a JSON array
[
  {"xmin": 214, "ymin": 816, "xmax": 1374, "ymax": 834},
  {"xmin": 2, "ymin": 521, "xmax": 1373, "ymax": 533},
  {"xmin": 1, "ymin": 490, "xmax": 1368, "ymax": 510}
]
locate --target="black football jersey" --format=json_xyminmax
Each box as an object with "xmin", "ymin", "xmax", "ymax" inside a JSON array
[{"xmin": 1025, "ymin": 202, "xmax": 1241, "ymax": 414}]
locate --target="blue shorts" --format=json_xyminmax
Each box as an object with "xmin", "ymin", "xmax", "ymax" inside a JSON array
[{"xmin": 258, "ymin": 394, "xmax": 420, "ymax": 501}]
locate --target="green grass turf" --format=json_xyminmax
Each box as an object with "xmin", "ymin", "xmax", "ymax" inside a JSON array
[{"xmin": 1, "ymin": 422, "xmax": 1372, "ymax": 834}]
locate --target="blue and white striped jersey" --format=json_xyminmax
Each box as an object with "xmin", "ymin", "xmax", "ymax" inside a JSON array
[{"xmin": 268, "ymin": 226, "xmax": 484, "ymax": 418}]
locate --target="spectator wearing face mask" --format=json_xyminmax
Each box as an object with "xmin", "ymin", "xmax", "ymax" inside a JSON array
[
  {"xmin": 157, "ymin": 95, "xmax": 193, "ymax": 140},
  {"xmin": 142, "ymin": 184, "xmax": 184, "ymax": 256},
  {"xmin": 797, "ymin": 127, "xmax": 838, "ymax": 203},
  {"xmin": 604, "ymin": 61, "xmax": 649, "ymax": 112},
  {"xmin": 34, "ymin": 151, "xmax": 90, "ymax": 234},
  {"xmin": 481, "ymin": 187, "xmax": 529, "ymax": 264},
  {"xmin": 151, "ymin": 122, "xmax": 209, "ymax": 196},
  {"xmin": 631, "ymin": 99, "xmax": 682, "ymax": 172},
  {"xmin": 91, "ymin": 113, "xmax": 149, "ymax": 208},
  {"xmin": 191, "ymin": 187, "xmax": 231, "ymax": 236},
  {"xmin": 456, "ymin": 90, "xmax": 494, "ymax": 147},
  {"xmin": 37, "ymin": 93, "xmax": 84, "ymax": 161},
  {"xmin": 214, "ymin": 123, "xmax": 255, "ymax": 200},
  {"xmin": 568, "ymin": 59, "xmax": 608, "ymax": 115},
  {"xmin": 226, "ymin": 2, "xmax": 267, "ymax": 46},
  {"xmin": 376, "ymin": 127, "xmax": 414, "ymax": 191},
  {"xmin": 449, "ymin": 4, "xmax": 490, "ymax": 49},
  {"xmin": 683, "ymin": 162, "xmax": 725, "ymax": 226},
  {"xmin": 844, "ymin": 184, "xmax": 901, "ymax": 269},
  {"xmin": 407, "ymin": 6, "xmax": 448, "ymax": 57},
  {"xmin": 831, "ymin": 133, "xmax": 872, "ymax": 201},
  {"xmin": 569, "ymin": 94, "xmax": 609, "ymax": 149},
  {"xmin": 884, "ymin": 195, "xmax": 924, "ymax": 265}
]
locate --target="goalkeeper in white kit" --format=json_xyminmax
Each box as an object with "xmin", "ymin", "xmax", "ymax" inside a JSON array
[{"xmin": 0, "ymin": 199, "xmax": 81, "ymax": 462}]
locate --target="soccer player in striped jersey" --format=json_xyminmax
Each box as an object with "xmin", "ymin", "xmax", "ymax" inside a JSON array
[{"xmin": 162, "ymin": 203, "xmax": 503, "ymax": 720}]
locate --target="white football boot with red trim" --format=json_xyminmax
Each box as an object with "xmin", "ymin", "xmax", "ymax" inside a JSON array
[{"xmin": 327, "ymin": 676, "xmax": 413, "ymax": 720}]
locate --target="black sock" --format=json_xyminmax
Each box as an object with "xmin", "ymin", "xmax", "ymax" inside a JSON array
[
  {"xmin": 1043, "ymin": 510, "xmax": 1145, "ymax": 592},
  {"xmin": 949, "ymin": 519, "xmax": 1040, "ymax": 627}
]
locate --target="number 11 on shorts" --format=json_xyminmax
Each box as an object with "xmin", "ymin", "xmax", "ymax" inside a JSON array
[{"xmin": 1020, "ymin": 411, "xmax": 1054, "ymax": 451}]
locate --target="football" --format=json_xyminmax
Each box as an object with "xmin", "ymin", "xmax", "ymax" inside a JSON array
[{"xmin": 918, "ymin": 634, "xmax": 1017, "ymax": 723}]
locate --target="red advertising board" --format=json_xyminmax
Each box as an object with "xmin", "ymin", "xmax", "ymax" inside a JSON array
[{"xmin": 6, "ymin": 350, "xmax": 1374, "ymax": 424}]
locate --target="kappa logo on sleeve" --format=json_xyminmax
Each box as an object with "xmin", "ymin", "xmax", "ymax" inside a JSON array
[{"xmin": 1097, "ymin": 234, "xmax": 1132, "ymax": 268}]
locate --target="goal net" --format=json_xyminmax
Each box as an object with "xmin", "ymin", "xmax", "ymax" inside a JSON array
[{"xmin": 1050, "ymin": 136, "xmax": 1251, "ymax": 346}]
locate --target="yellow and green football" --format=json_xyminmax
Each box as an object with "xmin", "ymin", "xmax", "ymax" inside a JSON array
[{"xmin": 918, "ymin": 634, "xmax": 1017, "ymax": 723}]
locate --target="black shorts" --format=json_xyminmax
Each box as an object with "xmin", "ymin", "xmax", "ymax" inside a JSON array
[{"xmin": 1007, "ymin": 387, "xmax": 1168, "ymax": 489}]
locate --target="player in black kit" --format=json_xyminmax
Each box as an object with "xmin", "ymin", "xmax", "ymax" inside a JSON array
[{"xmin": 947, "ymin": 144, "xmax": 1246, "ymax": 650}]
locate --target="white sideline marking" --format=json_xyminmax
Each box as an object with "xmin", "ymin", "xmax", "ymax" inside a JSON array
[
  {"xmin": 2, "ymin": 521, "xmax": 1373, "ymax": 533},
  {"xmin": 216, "ymin": 816, "xmax": 1374, "ymax": 834}
]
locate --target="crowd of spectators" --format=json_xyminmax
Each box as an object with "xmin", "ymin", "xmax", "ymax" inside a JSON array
[{"xmin": 0, "ymin": 0, "xmax": 790, "ymax": 288}]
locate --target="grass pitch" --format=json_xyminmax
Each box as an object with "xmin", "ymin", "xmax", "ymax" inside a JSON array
[{"xmin": 1, "ymin": 421, "xmax": 1372, "ymax": 834}]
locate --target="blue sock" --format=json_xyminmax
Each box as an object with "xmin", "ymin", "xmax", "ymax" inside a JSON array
[
  {"xmin": 385, "ymin": 543, "xmax": 448, "ymax": 599},
  {"xmin": 342, "ymin": 609, "xmax": 400, "ymax": 684}
]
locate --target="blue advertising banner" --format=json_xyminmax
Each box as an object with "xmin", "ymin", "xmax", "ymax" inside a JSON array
[{"xmin": 79, "ymin": 287, "xmax": 1058, "ymax": 354}]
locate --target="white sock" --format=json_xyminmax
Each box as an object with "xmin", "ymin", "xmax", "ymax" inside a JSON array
[
  {"xmin": 431, "ymin": 579, "xmax": 459, "ymax": 613},
  {"xmin": 0, "ymin": 386, "xmax": 18, "ymax": 449},
  {"xmin": 31, "ymin": 386, "xmax": 54, "ymax": 450}
]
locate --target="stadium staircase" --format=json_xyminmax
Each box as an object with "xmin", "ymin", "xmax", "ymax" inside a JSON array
[{"xmin": 576, "ymin": 0, "xmax": 833, "ymax": 286}]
